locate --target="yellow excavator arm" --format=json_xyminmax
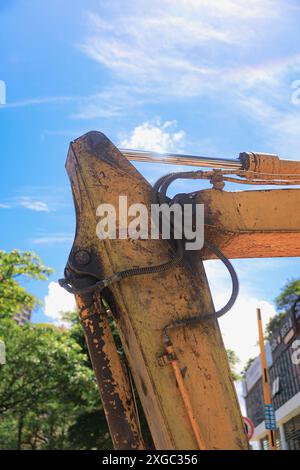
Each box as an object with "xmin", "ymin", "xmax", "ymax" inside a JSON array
[{"xmin": 59, "ymin": 131, "xmax": 300, "ymax": 450}]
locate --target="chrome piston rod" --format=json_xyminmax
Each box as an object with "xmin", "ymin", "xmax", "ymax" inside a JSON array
[{"xmin": 120, "ymin": 148, "xmax": 242, "ymax": 170}]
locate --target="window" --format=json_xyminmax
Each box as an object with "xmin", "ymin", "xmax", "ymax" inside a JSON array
[{"xmin": 284, "ymin": 414, "xmax": 300, "ymax": 450}]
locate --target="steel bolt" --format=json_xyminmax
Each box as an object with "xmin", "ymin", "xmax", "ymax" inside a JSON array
[{"xmin": 73, "ymin": 249, "xmax": 91, "ymax": 266}]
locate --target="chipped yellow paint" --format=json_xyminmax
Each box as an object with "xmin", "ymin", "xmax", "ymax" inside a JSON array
[
  {"xmin": 65, "ymin": 131, "xmax": 249, "ymax": 450},
  {"xmin": 197, "ymin": 189, "xmax": 300, "ymax": 259}
]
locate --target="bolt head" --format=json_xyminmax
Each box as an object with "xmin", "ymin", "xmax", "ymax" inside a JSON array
[{"xmin": 74, "ymin": 250, "xmax": 91, "ymax": 266}]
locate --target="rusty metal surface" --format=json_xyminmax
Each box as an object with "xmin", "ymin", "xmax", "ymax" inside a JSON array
[
  {"xmin": 76, "ymin": 294, "xmax": 144, "ymax": 450},
  {"xmin": 64, "ymin": 131, "xmax": 249, "ymax": 450},
  {"xmin": 240, "ymin": 152, "xmax": 300, "ymax": 175},
  {"xmin": 195, "ymin": 188, "xmax": 300, "ymax": 259}
]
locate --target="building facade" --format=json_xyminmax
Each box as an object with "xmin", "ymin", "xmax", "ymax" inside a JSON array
[{"xmin": 243, "ymin": 301, "xmax": 300, "ymax": 450}]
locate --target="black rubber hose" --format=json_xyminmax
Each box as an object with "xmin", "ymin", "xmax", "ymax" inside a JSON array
[
  {"xmin": 164, "ymin": 240, "xmax": 239, "ymax": 336},
  {"xmin": 60, "ymin": 170, "xmax": 239, "ymax": 328}
]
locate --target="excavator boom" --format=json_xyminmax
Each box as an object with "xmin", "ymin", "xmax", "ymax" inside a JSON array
[{"xmin": 60, "ymin": 131, "xmax": 300, "ymax": 450}]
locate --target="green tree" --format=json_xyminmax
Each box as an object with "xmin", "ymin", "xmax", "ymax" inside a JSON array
[
  {"xmin": 0, "ymin": 249, "xmax": 52, "ymax": 319},
  {"xmin": 0, "ymin": 318, "xmax": 110, "ymax": 449},
  {"xmin": 265, "ymin": 312, "xmax": 286, "ymax": 339},
  {"xmin": 226, "ymin": 349, "xmax": 241, "ymax": 381},
  {"xmin": 275, "ymin": 278, "xmax": 300, "ymax": 313},
  {"xmin": 0, "ymin": 248, "xmax": 111, "ymax": 450},
  {"xmin": 67, "ymin": 410, "xmax": 112, "ymax": 450},
  {"xmin": 242, "ymin": 357, "xmax": 255, "ymax": 377},
  {"xmin": 265, "ymin": 278, "xmax": 300, "ymax": 338}
]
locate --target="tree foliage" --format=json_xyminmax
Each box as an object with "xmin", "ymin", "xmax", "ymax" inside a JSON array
[
  {"xmin": 242, "ymin": 357, "xmax": 255, "ymax": 377},
  {"xmin": 226, "ymin": 349, "xmax": 241, "ymax": 381},
  {"xmin": 0, "ymin": 318, "xmax": 111, "ymax": 449},
  {"xmin": 0, "ymin": 249, "xmax": 111, "ymax": 450},
  {"xmin": 265, "ymin": 278, "xmax": 300, "ymax": 338},
  {"xmin": 275, "ymin": 278, "xmax": 300, "ymax": 313},
  {"xmin": 265, "ymin": 312, "xmax": 286, "ymax": 339},
  {"xmin": 0, "ymin": 249, "xmax": 52, "ymax": 318}
]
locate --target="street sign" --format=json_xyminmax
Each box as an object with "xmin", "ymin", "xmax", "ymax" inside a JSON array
[
  {"xmin": 243, "ymin": 416, "xmax": 255, "ymax": 440},
  {"xmin": 264, "ymin": 404, "xmax": 277, "ymax": 430}
]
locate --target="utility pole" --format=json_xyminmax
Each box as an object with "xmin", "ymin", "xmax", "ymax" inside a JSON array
[{"xmin": 256, "ymin": 308, "xmax": 277, "ymax": 450}]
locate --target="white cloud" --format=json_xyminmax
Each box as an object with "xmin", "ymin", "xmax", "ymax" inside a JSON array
[
  {"xmin": 1, "ymin": 188, "xmax": 70, "ymax": 214},
  {"xmin": 204, "ymin": 260, "xmax": 276, "ymax": 371},
  {"xmin": 69, "ymin": 0, "xmax": 300, "ymax": 157},
  {"xmin": 1, "ymin": 95, "xmax": 78, "ymax": 109},
  {"xmin": 70, "ymin": 87, "xmax": 148, "ymax": 120},
  {"xmin": 31, "ymin": 234, "xmax": 73, "ymax": 245},
  {"xmin": 44, "ymin": 281, "xmax": 76, "ymax": 323},
  {"xmin": 2, "ymin": 0, "xmax": 297, "ymax": 138},
  {"xmin": 120, "ymin": 119, "xmax": 185, "ymax": 152},
  {"xmin": 77, "ymin": 0, "xmax": 300, "ymax": 149},
  {"xmin": 239, "ymin": 91, "xmax": 300, "ymax": 160},
  {"xmin": 19, "ymin": 197, "xmax": 50, "ymax": 212},
  {"xmin": 80, "ymin": 0, "xmax": 289, "ymax": 98},
  {"xmin": 1, "ymin": 189, "xmax": 70, "ymax": 214},
  {"xmin": 0, "ymin": 86, "xmax": 151, "ymax": 119}
]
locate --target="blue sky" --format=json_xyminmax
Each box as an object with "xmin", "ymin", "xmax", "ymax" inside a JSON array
[{"xmin": 1, "ymin": 0, "xmax": 300, "ymax": 367}]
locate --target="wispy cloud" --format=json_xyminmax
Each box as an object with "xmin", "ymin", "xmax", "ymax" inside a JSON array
[
  {"xmin": 31, "ymin": 234, "xmax": 73, "ymax": 245},
  {"xmin": 1, "ymin": 87, "xmax": 148, "ymax": 120},
  {"xmin": 238, "ymin": 86, "xmax": 300, "ymax": 159},
  {"xmin": 3, "ymin": 0, "xmax": 300, "ymax": 151},
  {"xmin": 70, "ymin": 86, "xmax": 152, "ymax": 120},
  {"xmin": 0, "ymin": 197, "xmax": 51, "ymax": 212},
  {"xmin": 75, "ymin": 0, "xmax": 300, "ymax": 143},
  {"xmin": 80, "ymin": 0, "xmax": 291, "ymax": 97},
  {"xmin": 18, "ymin": 197, "xmax": 50, "ymax": 212},
  {"xmin": 1, "ymin": 187, "xmax": 70, "ymax": 213},
  {"xmin": 71, "ymin": 92, "xmax": 127, "ymax": 119},
  {"xmin": 4, "ymin": 0, "xmax": 298, "ymax": 128},
  {"xmin": 1, "ymin": 95, "xmax": 79, "ymax": 109}
]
